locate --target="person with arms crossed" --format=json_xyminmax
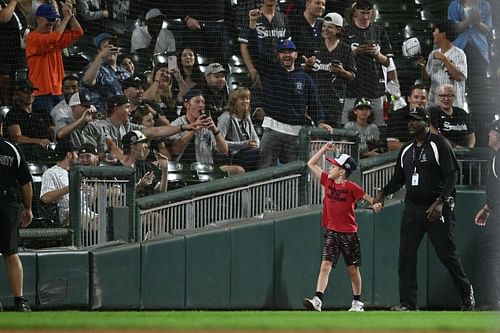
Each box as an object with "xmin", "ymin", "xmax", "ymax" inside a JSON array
[
  {"xmin": 0, "ymin": 137, "xmax": 33, "ymax": 311},
  {"xmin": 303, "ymin": 142, "xmax": 381, "ymax": 312},
  {"xmin": 375, "ymin": 107, "xmax": 475, "ymax": 311},
  {"xmin": 474, "ymin": 119, "xmax": 500, "ymax": 310}
]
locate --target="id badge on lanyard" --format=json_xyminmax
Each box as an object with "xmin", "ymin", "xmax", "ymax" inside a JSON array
[
  {"xmin": 411, "ymin": 146, "xmax": 424, "ymax": 187},
  {"xmin": 411, "ymin": 167, "xmax": 419, "ymax": 186}
]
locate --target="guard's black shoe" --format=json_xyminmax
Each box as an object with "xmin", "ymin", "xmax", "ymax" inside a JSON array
[
  {"xmin": 0, "ymin": 300, "xmax": 3, "ymax": 311},
  {"xmin": 14, "ymin": 297, "xmax": 31, "ymax": 312},
  {"xmin": 461, "ymin": 287, "xmax": 475, "ymax": 311},
  {"xmin": 390, "ymin": 303, "xmax": 419, "ymax": 311}
]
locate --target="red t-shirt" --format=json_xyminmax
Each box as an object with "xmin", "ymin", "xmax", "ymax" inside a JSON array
[{"xmin": 320, "ymin": 172, "xmax": 365, "ymax": 233}]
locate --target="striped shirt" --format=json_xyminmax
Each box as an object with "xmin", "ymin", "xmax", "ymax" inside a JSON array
[{"xmin": 426, "ymin": 46, "xmax": 467, "ymax": 108}]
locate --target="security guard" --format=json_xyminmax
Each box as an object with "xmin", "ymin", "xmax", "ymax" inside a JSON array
[
  {"xmin": 375, "ymin": 107, "xmax": 474, "ymax": 311},
  {"xmin": 474, "ymin": 119, "xmax": 500, "ymax": 309},
  {"xmin": 0, "ymin": 137, "xmax": 33, "ymax": 311}
]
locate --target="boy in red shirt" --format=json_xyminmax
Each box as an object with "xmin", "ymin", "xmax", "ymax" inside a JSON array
[{"xmin": 303, "ymin": 142, "xmax": 382, "ymax": 312}]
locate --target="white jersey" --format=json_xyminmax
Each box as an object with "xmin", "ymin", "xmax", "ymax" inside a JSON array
[{"xmin": 426, "ymin": 45, "xmax": 467, "ymax": 109}]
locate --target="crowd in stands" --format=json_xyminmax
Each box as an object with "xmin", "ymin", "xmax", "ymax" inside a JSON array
[{"xmin": 0, "ymin": 0, "xmax": 499, "ymax": 227}]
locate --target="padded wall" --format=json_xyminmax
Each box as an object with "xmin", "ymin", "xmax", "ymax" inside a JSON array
[
  {"xmin": 90, "ymin": 243, "xmax": 141, "ymax": 309},
  {"xmin": 36, "ymin": 251, "xmax": 89, "ymax": 308},
  {"xmin": 141, "ymin": 235, "xmax": 186, "ymax": 309}
]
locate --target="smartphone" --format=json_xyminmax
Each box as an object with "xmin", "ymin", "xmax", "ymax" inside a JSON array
[
  {"xmin": 364, "ymin": 40, "xmax": 376, "ymax": 46},
  {"xmin": 167, "ymin": 55, "xmax": 177, "ymax": 71},
  {"xmin": 331, "ymin": 60, "xmax": 341, "ymax": 65},
  {"xmin": 110, "ymin": 36, "xmax": 119, "ymax": 47}
]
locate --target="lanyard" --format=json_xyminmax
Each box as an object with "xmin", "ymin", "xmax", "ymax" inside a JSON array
[{"xmin": 412, "ymin": 144, "xmax": 425, "ymax": 173}]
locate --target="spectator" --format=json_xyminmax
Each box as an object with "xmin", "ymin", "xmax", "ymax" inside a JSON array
[
  {"xmin": 143, "ymin": 63, "xmax": 179, "ymax": 123},
  {"xmin": 0, "ymin": 137, "xmax": 33, "ymax": 312},
  {"xmin": 0, "ymin": 0, "xmax": 28, "ymax": 105},
  {"xmin": 238, "ymin": 0, "xmax": 289, "ymax": 83},
  {"xmin": 303, "ymin": 12, "xmax": 356, "ymax": 127},
  {"xmin": 40, "ymin": 139, "xmax": 78, "ymax": 226},
  {"xmin": 81, "ymin": 95, "xmax": 201, "ymax": 155},
  {"xmin": 168, "ymin": 89, "xmax": 244, "ymax": 176},
  {"xmin": 289, "ymin": 0, "xmax": 325, "ymax": 58},
  {"xmin": 56, "ymin": 91, "xmax": 97, "ymax": 146},
  {"xmin": 448, "ymin": 0, "xmax": 492, "ymax": 107},
  {"xmin": 50, "ymin": 74, "xmax": 79, "ymax": 130},
  {"xmin": 78, "ymin": 142, "xmax": 99, "ymax": 166},
  {"xmin": 175, "ymin": 47, "xmax": 203, "ymax": 102},
  {"xmin": 344, "ymin": 98, "xmax": 381, "ymax": 158},
  {"xmin": 123, "ymin": 76, "xmax": 169, "ymax": 126},
  {"xmin": 5, "ymin": 79, "xmax": 52, "ymax": 148},
  {"xmin": 429, "ymin": 83, "xmax": 476, "ymax": 149},
  {"xmin": 130, "ymin": 8, "xmax": 175, "ymax": 55},
  {"xmin": 180, "ymin": 0, "xmax": 230, "ymax": 64},
  {"xmin": 247, "ymin": 9, "xmax": 332, "ymax": 168},
  {"xmin": 385, "ymin": 84, "xmax": 428, "ymax": 151},
  {"xmin": 341, "ymin": 0, "xmax": 393, "ymax": 126},
  {"xmin": 217, "ymin": 87, "xmax": 260, "ymax": 172},
  {"xmin": 119, "ymin": 130, "xmax": 169, "ymax": 197},
  {"xmin": 417, "ymin": 20, "xmax": 467, "ymax": 109},
  {"xmin": 81, "ymin": 32, "xmax": 130, "ymax": 113},
  {"xmin": 27, "ymin": 2, "xmax": 84, "ymax": 114},
  {"xmin": 117, "ymin": 53, "xmax": 135, "ymax": 75},
  {"xmin": 193, "ymin": 63, "xmax": 228, "ymax": 121},
  {"xmin": 76, "ymin": 0, "xmax": 109, "ymax": 36}
]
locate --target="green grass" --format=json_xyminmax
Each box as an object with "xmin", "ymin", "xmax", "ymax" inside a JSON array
[{"xmin": 0, "ymin": 311, "xmax": 498, "ymax": 331}]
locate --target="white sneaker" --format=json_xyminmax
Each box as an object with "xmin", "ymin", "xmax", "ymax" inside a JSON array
[
  {"xmin": 303, "ymin": 296, "xmax": 322, "ymax": 312},
  {"xmin": 348, "ymin": 300, "xmax": 364, "ymax": 312}
]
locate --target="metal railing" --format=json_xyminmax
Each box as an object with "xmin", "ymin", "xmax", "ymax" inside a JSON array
[
  {"xmin": 299, "ymin": 127, "xmax": 360, "ymax": 205},
  {"xmin": 69, "ymin": 166, "xmax": 136, "ymax": 247},
  {"xmin": 136, "ymin": 161, "xmax": 306, "ymax": 241}
]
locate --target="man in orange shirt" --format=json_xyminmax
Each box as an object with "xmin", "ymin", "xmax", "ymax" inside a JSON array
[{"xmin": 26, "ymin": 2, "xmax": 84, "ymax": 114}]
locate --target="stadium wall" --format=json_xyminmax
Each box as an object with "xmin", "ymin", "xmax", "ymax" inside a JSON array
[{"xmin": 0, "ymin": 189, "xmax": 485, "ymax": 310}]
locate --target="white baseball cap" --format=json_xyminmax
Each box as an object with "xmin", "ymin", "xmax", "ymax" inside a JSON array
[{"xmin": 323, "ymin": 13, "xmax": 343, "ymax": 27}]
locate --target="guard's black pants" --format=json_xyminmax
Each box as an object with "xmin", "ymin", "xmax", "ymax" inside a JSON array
[
  {"xmin": 399, "ymin": 201, "xmax": 472, "ymax": 306},
  {"xmin": 477, "ymin": 213, "xmax": 500, "ymax": 308}
]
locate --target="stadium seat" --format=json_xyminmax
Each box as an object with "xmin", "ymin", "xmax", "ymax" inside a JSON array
[
  {"xmin": 226, "ymin": 72, "xmax": 252, "ymax": 93},
  {"xmin": 228, "ymin": 54, "xmax": 248, "ymax": 74},
  {"xmin": 197, "ymin": 53, "xmax": 209, "ymax": 73}
]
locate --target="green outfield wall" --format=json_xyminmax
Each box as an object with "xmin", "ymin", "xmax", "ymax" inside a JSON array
[{"xmin": 0, "ymin": 189, "xmax": 485, "ymax": 310}]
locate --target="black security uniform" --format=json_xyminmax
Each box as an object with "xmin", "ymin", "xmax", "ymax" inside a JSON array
[
  {"xmin": 0, "ymin": 138, "xmax": 32, "ymax": 255},
  {"xmin": 478, "ymin": 147, "xmax": 500, "ymax": 308},
  {"xmin": 382, "ymin": 131, "xmax": 473, "ymax": 308}
]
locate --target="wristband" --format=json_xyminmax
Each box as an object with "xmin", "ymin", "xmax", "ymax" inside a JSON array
[{"xmin": 213, "ymin": 129, "xmax": 221, "ymax": 136}]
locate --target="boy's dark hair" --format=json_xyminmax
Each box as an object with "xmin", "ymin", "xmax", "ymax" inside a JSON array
[
  {"xmin": 433, "ymin": 20, "xmax": 457, "ymax": 41},
  {"xmin": 347, "ymin": 107, "xmax": 375, "ymax": 123}
]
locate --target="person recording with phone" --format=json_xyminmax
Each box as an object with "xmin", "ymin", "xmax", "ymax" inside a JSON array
[
  {"xmin": 341, "ymin": 0, "xmax": 393, "ymax": 126},
  {"xmin": 55, "ymin": 92, "xmax": 99, "ymax": 147},
  {"xmin": 302, "ymin": 12, "xmax": 356, "ymax": 127},
  {"xmin": 81, "ymin": 32, "xmax": 131, "ymax": 113}
]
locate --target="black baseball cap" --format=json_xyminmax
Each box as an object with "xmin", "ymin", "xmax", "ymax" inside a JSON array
[
  {"xmin": 78, "ymin": 143, "xmax": 98, "ymax": 155},
  {"xmin": 352, "ymin": 0, "xmax": 373, "ymax": 10},
  {"xmin": 122, "ymin": 76, "xmax": 144, "ymax": 90},
  {"xmin": 489, "ymin": 119, "xmax": 500, "ymax": 133},
  {"xmin": 54, "ymin": 139, "xmax": 77, "ymax": 157},
  {"xmin": 122, "ymin": 130, "xmax": 148, "ymax": 147},
  {"xmin": 406, "ymin": 107, "xmax": 430, "ymax": 123},
  {"xmin": 354, "ymin": 98, "xmax": 372, "ymax": 109},
  {"xmin": 183, "ymin": 89, "xmax": 203, "ymax": 103},
  {"xmin": 107, "ymin": 95, "xmax": 129, "ymax": 110}
]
